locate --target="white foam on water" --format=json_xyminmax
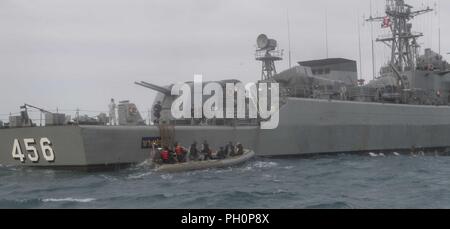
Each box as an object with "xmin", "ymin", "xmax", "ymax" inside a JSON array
[
  {"xmin": 253, "ymin": 161, "xmax": 278, "ymax": 168},
  {"xmin": 275, "ymin": 189, "xmax": 288, "ymax": 194},
  {"xmin": 163, "ymin": 193, "xmax": 176, "ymax": 198},
  {"xmin": 369, "ymin": 152, "xmax": 378, "ymax": 157},
  {"xmin": 99, "ymin": 174, "xmax": 118, "ymax": 182},
  {"xmin": 136, "ymin": 160, "xmax": 154, "ymax": 168},
  {"xmin": 160, "ymin": 174, "xmax": 173, "ymax": 180},
  {"xmin": 239, "ymin": 166, "xmax": 253, "ymax": 172},
  {"xmin": 42, "ymin": 198, "xmax": 95, "ymax": 203},
  {"xmin": 128, "ymin": 172, "xmax": 153, "ymax": 180},
  {"xmin": 214, "ymin": 167, "xmax": 233, "ymax": 173}
]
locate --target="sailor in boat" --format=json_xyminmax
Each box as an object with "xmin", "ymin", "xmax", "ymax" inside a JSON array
[
  {"xmin": 174, "ymin": 142, "xmax": 187, "ymax": 163},
  {"xmin": 155, "ymin": 140, "xmax": 248, "ymax": 165},
  {"xmin": 216, "ymin": 147, "xmax": 227, "ymax": 160},
  {"xmin": 159, "ymin": 146, "xmax": 179, "ymax": 164},
  {"xmin": 188, "ymin": 141, "xmax": 200, "ymax": 161},
  {"xmin": 236, "ymin": 143, "xmax": 244, "ymax": 156},
  {"xmin": 160, "ymin": 147, "xmax": 170, "ymax": 164},
  {"xmin": 201, "ymin": 140, "xmax": 213, "ymax": 161},
  {"xmin": 225, "ymin": 142, "xmax": 235, "ymax": 157}
]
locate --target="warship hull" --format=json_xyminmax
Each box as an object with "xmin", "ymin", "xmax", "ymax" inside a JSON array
[
  {"xmin": 2, "ymin": 97, "xmax": 450, "ymax": 168},
  {"xmin": 174, "ymin": 97, "xmax": 450, "ymax": 156},
  {"xmin": 0, "ymin": 126, "xmax": 157, "ymax": 168}
]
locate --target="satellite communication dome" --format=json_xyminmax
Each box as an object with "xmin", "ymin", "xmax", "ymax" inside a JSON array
[{"xmin": 257, "ymin": 34, "xmax": 277, "ymax": 50}]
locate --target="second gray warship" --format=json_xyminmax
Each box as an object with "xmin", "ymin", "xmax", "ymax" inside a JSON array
[{"xmin": 1, "ymin": 0, "xmax": 450, "ymax": 168}]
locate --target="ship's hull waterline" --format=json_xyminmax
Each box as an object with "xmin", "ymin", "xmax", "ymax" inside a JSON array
[{"xmin": 2, "ymin": 98, "xmax": 450, "ymax": 168}]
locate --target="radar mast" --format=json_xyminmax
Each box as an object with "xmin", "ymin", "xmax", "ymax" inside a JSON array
[
  {"xmin": 366, "ymin": 0, "xmax": 432, "ymax": 72},
  {"xmin": 255, "ymin": 34, "xmax": 283, "ymax": 81}
]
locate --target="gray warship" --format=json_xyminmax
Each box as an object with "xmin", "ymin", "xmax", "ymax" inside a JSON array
[{"xmin": 1, "ymin": 0, "xmax": 450, "ymax": 168}]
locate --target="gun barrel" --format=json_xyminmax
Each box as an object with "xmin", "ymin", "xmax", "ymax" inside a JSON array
[
  {"xmin": 24, "ymin": 104, "xmax": 53, "ymax": 114},
  {"xmin": 135, "ymin": 81, "xmax": 172, "ymax": 96}
]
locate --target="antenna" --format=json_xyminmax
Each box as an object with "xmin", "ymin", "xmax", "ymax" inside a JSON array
[
  {"xmin": 357, "ymin": 13, "xmax": 363, "ymax": 81},
  {"xmin": 325, "ymin": 9, "xmax": 329, "ymax": 59},
  {"xmin": 437, "ymin": 1, "xmax": 441, "ymax": 56},
  {"xmin": 369, "ymin": 0, "xmax": 376, "ymax": 80},
  {"xmin": 287, "ymin": 9, "xmax": 292, "ymax": 68}
]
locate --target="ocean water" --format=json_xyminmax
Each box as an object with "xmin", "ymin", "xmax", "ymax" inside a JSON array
[{"xmin": 1, "ymin": 154, "xmax": 450, "ymax": 209}]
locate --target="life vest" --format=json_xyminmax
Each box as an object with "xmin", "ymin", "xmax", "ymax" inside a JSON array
[
  {"xmin": 161, "ymin": 150, "xmax": 169, "ymax": 160},
  {"xmin": 175, "ymin": 146, "xmax": 184, "ymax": 155}
]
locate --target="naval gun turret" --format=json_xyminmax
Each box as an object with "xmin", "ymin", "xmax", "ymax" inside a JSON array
[{"xmin": 135, "ymin": 79, "xmax": 258, "ymax": 126}]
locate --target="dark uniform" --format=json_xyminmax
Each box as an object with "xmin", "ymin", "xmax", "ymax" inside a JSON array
[
  {"xmin": 216, "ymin": 147, "xmax": 227, "ymax": 159},
  {"xmin": 169, "ymin": 149, "xmax": 178, "ymax": 164},
  {"xmin": 202, "ymin": 141, "xmax": 213, "ymax": 160},
  {"xmin": 236, "ymin": 143, "xmax": 244, "ymax": 156},
  {"xmin": 189, "ymin": 142, "xmax": 200, "ymax": 161},
  {"xmin": 225, "ymin": 142, "xmax": 235, "ymax": 157}
]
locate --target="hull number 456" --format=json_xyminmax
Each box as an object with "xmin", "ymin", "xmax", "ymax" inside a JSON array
[{"xmin": 12, "ymin": 138, "xmax": 55, "ymax": 163}]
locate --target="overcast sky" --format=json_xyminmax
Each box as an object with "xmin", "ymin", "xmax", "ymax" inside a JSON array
[{"xmin": 0, "ymin": 0, "xmax": 448, "ymax": 122}]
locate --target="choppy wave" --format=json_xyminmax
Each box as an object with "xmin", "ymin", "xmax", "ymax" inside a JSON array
[
  {"xmin": 42, "ymin": 198, "xmax": 96, "ymax": 203},
  {"xmin": 2, "ymin": 155, "xmax": 450, "ymax": 208},
  {"xmin": 305, "ymin": 201, "xmax": 354, "ymax": 209},
  {"xmin": 0, "ymin": 198, "xmax": 42, "ymax": 208}
]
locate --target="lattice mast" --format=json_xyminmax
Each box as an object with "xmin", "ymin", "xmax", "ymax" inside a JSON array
[{"xmin": 366, "ymin": 0, "xmax": 432, "ymax": 72}]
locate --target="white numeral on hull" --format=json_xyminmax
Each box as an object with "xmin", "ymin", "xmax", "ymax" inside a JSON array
[
  {"xmin": 24, "ymin": 138, "xmax": 39, "ymax": 162},
  {"xmin": 12, "ymin": 139, "xmax": 25, "ymax": 162},
  {"xmin": 40, "ymin": 138, "xmax": 55, "ymax": 162},
  {"xmin": 12, "ymin": 138, "xmax": 55, "ymax": 163}
]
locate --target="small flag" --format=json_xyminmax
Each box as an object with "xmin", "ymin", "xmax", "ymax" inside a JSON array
[{"xmin": 382, "ymin": 16, "xmax": 391, "ymax": 28}]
